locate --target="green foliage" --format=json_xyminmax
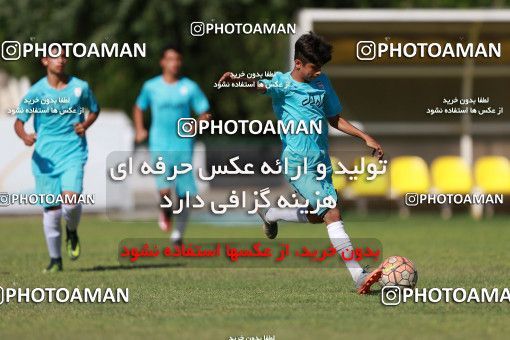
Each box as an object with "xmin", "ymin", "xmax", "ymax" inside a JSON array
[{"xmin": 1, "ymin": 0, "xmax": 507, "ymax": 120}]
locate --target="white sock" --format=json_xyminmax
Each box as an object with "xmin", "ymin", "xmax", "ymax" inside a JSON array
[
  {"xmin": 62, "ymin": 204, "xmax": 82, "ymax": 231},
  {"xmin": 43, "ymin": 209, "xmax": 62, "ymax": 258},
  {"xmin": 171, "ymin": 206, "xmax": 189, "ymax": 241},
  {"xmin": 327, "ymin": 221, "xmax": 364, "ymax": 282},
  {"xmin": 265, "ymin": 208, "xmax": 309, "ymax": 223}
]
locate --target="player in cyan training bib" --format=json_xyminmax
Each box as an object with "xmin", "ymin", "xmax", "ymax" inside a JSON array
[
  {"xmin": 14, "ymin": 44, "xmax": 100, "ymax": 273},
  {"xmin": 133, "ymin": 43, "xmax": 211, "ymax": 245},
  {"xmin": 218, "ymin": 32, "xmax": 385, "ymax": 294}
]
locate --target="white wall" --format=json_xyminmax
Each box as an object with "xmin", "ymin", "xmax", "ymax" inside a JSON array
[{"xmin": 0, "ymin": 111, "xmax": 135, "ymax": 214}]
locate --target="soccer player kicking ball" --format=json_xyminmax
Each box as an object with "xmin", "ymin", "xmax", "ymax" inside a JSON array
[
  {"xmin": 14, "ymin": 45, "xmax": 99, "ymax": 273},
  {"xmin": 218, "ymin": 32, "xmax": 385, "ymax": 294},
  {"xmin": 133, "ymin": 44, "xmax": 211, "ymax": 245}
]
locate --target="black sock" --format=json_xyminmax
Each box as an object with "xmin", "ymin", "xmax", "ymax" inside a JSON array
[
  {"xmin": 160, "ymin": 196, "xmax": 173, "ymax": 219},
  {"xmin": 51, "ymin": 257, "xmax": 62, "ymax": 264}
]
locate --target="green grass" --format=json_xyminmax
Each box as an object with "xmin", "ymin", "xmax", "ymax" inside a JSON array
[{"xmin": 1, "ymin": 213, "xmax": 510, "ymax": 339}]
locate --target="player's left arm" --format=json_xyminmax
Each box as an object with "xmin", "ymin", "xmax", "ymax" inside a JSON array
[
  {"xmin": 74, "ymin": 112, "xmax": 98, "ymax": 137},
  {"xmin": 218, "ymin": 72, "xmax": 266, "ymax": 93},
  {"xmin": 74, "ymin": 83, "xmax": 100, "ymax": 137},
  {"xmin": 328, "ymin": 115, "xmax": 384, "ymax": 160},
  {"xmin": 322, "ymin": 74, "xmax": 383, "ymax": 159},
  {"xmin": 197, "ymin": 111, "xmax": 212, "ymax": 122},
  {"xmin": 190, "ymin": 81, "xmax": 212, "ymax": 123}
]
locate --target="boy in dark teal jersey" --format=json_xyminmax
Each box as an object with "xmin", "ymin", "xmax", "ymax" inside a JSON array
[
  {"xmin": 219, "ymin": 32, "xmax": 385, "ymax": 294},
  {"xmin": 14, "ymin": 45, "xmax": 99, "ymax": 272}
]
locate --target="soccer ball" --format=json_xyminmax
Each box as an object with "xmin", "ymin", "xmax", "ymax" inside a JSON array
[{"xmin": 379, "ymin": 255, "xmax": 418, "ymax": 288}]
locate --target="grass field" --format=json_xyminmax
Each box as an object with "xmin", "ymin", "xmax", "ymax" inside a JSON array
[{"xmin": 1, "ymin": 213, "xmax": 510, "ymax": 339}]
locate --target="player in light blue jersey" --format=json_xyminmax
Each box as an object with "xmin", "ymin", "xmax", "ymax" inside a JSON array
[
  {"xmin": 14, "ymin": 45, "xmax": 99, "ymax": 273},
  {"xmin": 133, "ymin": 43, "xmax": 211, "ymax": 245},
  {"xmin": 218, "ymin": 32, "xmax": 385, "ymax": 294}
]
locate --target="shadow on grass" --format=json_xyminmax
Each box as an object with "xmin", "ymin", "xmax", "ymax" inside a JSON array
[
  {"xmin": 76, "ymin": 263, "xmax": 186, "ymax": 272},
  {"xmin": 362, "ymin": 289, "xmax": 382, "ymax": 296}
]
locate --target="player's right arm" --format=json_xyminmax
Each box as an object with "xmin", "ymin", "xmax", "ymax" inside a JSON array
[
  {"xmin": 14, "ymin": 119, "xmax": 36, "ymax": 146},
  {"xmin": 14, "ymin": 89, "xmax": 38, "ymax": 147},
  {"xmin": 218, "ymin": 72, "xmax": 267, "ymax": 93},
  {"xmin": 132, "ymin": 105, "xmax": 148, "ymax": 143},
  {"xmin": 133, "ymin": 82, "xmax": 150, "ymax": 143}
]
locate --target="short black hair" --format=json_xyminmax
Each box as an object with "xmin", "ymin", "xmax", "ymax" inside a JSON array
[
  {"xmin": 160, "ymin": 43, "xmax": 182, "ymax": 58},
  {"xmin": 41, "ymin": 40, "xmax": 66, "ymax": 66},
  {"xmin": 44, "ymin": 40, "xmax": 65, "ymax": 54},
  {"xmin": 294, "ymin": 32, "xmax": 332, "ymax": 67},
  {"xmin": 45, "ymin": 40, "xmax": 64, "ymax": 46}
]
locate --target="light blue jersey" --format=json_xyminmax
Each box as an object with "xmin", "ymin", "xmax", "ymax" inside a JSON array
[
  {"xmin": 259, "ymin": 71, "xmax": 342, "ymax": 163},
  {"xmin": 16, "ymin": 76, "xmax": 100, "ymax": 206},
  {"xmin": 136, "ymin": 75, "xmax": 210, "ymax": 151},
  {"xmin": 136, "ymin": 75, "xmax": 209, "ymax": 193},
  {"xmin": 259, "ymin": 71, "xmax": 342, "ymax": 216}
]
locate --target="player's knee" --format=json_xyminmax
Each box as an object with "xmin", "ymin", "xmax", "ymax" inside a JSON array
[
  {"xmin": 63, "ymin": 203, "xmax": 81, "ymax": 212},
  {"xmin": 323, "ymin": 208, "xmax": 341, "ymax": 223},
  {"xmin": 159, "ymin": 189, "xmax": 171, "ymax": 197},
  {"xmin": 306, "ymin": 214, "xmax": 323, "ymax": 224},
  {"xmin": 62, "ymin": 191, "xmax": 78, "ymax": 201}
]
